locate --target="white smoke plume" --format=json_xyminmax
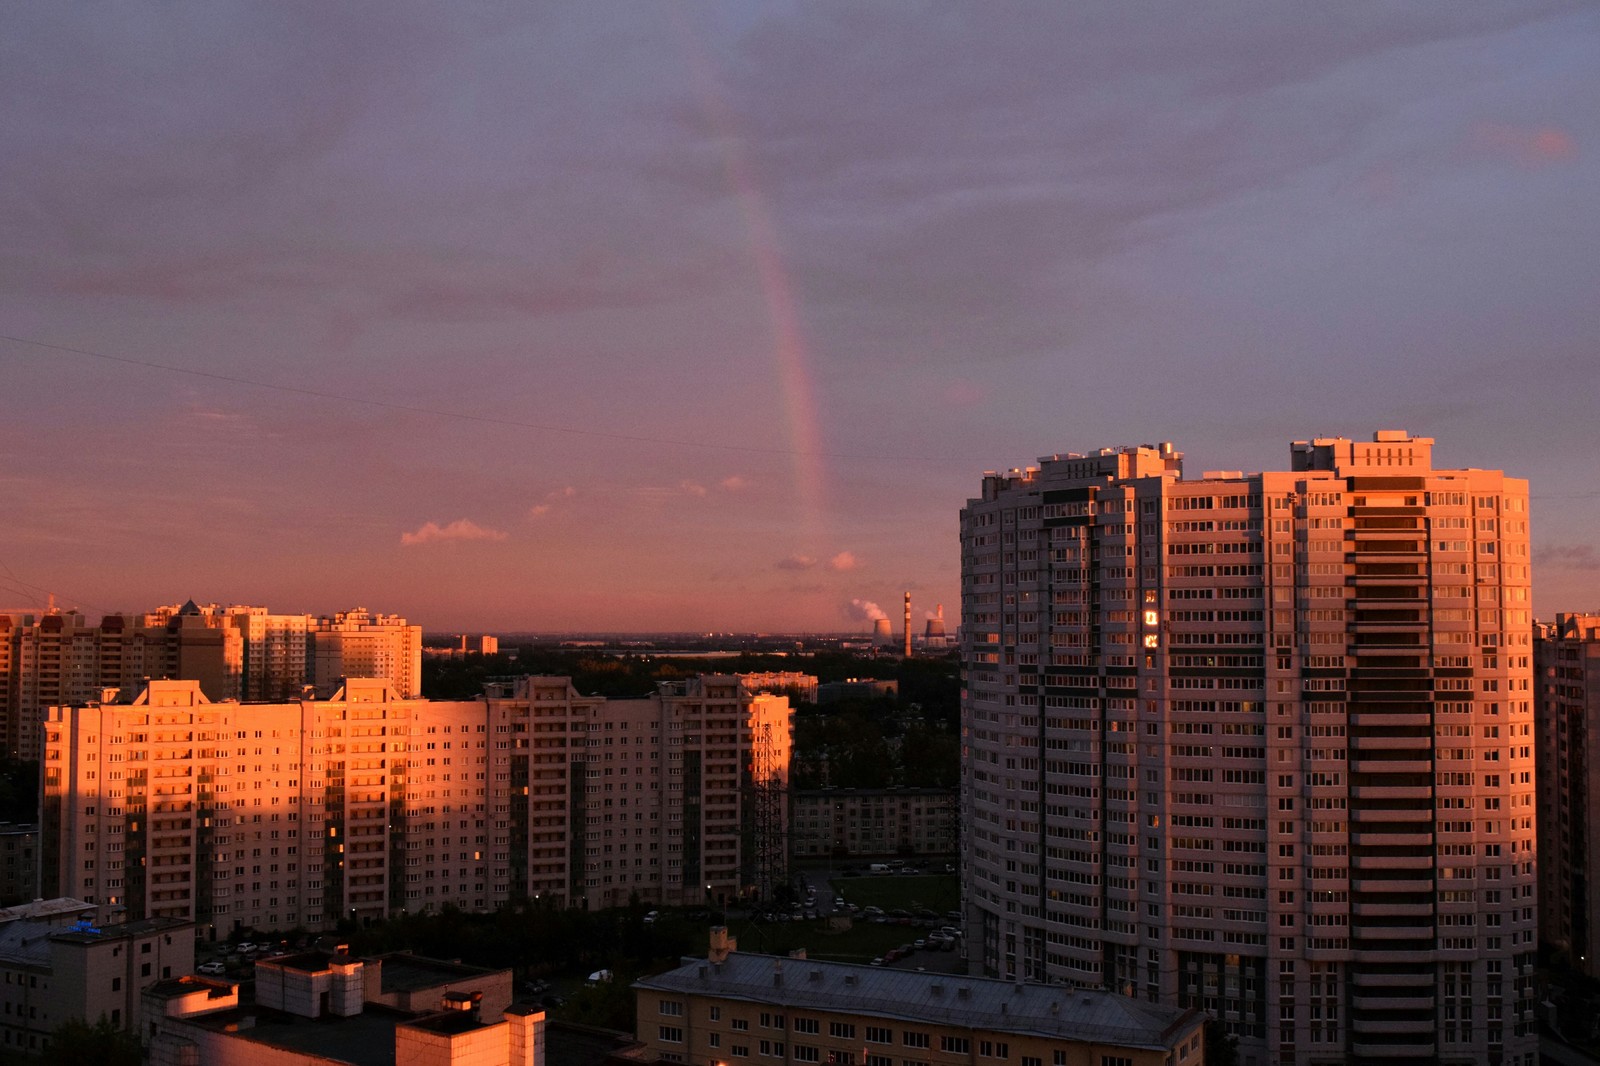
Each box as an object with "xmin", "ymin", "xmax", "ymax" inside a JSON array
[{"xmin": 845, "ymin": 599, "xmax": 888, "ymax": 623}]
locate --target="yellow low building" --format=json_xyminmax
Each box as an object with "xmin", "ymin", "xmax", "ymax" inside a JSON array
[{"xmin": 634, "ymin": 942, "xmax": 1205, "ymax": 1066}]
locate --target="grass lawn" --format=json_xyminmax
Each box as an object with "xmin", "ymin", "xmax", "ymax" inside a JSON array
[
  {"xmin": 830, "ymin": 874, "xmax": 960, "ymax": 916},
  {"xmin": 722, "ymin": 917, "xmax": 927, "ymax": 965}
]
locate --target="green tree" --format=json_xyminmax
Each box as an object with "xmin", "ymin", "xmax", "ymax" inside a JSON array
[{"xmin": 44, "ymin": 1017, "xmax": 141, "ymax": 1066}]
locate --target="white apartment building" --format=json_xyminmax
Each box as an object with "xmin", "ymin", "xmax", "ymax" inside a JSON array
[
  {"xmin": 43, "ymin": 673, "xmax": 795, "ymax": 937},
  {"xmin": 960, "ymin": 432, "xmax": 1535, "ymax": 1066}
]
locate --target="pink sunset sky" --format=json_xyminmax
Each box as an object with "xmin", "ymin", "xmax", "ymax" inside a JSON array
[{"xmin": 2, "ymin": 2, "xmax": 1598, "ymax": 632}]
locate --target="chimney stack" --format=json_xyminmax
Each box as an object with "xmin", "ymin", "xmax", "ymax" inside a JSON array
[{"xmin": 903, "ymin": 592, "xmax": 912, "ymax": 657}]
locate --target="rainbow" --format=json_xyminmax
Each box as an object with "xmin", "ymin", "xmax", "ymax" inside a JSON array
[{"xmin": 668, "ymin": 9, "xmax": 828, "ymax": 541}]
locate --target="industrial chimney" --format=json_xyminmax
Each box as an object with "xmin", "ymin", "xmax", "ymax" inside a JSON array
[{"xmin": 903, "ymin": 593, "xmax": 912, "ymax": 657}]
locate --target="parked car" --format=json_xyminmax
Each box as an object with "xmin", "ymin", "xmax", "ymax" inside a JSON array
[{"xmin": 197, "ymin": 962, "xmax": 227, "ymax": 976}]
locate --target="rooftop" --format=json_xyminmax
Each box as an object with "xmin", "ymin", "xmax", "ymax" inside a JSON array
[
  {"xmin": 374, "ymin": 952, "xmax": 497, "ymax": 994},
  {"xmin": 184, "ymin": 1005, "xmax": 409, "ymax": 1066},
  {"xmin": 635, "ymin": 954, "xmax": 1201, "ymax": 1051}
]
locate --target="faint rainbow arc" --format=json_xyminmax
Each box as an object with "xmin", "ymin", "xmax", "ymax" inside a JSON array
[{"xmin": 668, "ymin": 11, "xmax": 827, "ymax": 539}]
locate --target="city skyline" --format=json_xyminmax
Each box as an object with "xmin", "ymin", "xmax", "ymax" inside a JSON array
[{"xmin": 3, "ymin": 4, "xmax": 1598, "ymax": 631}]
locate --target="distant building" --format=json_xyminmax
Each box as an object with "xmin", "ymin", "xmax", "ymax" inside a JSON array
[
  {"xmin": 1537, "ymin": 612, "xmax": 1600, "ymax": 973},
  {"xmin": 310, "ymin": 607, "xmax": 422, "ymax": 698},
  {"xmin": 0, "ymin": 602, "xmax": 420, "ymax": 761},
  {"xmin": 816, "ymin": 678, "xmax": 898, "ymax": 704},
  {"xmin": 791, "ymin": 788, "xmax": 956, "ymax": 858},
  {"xmin": 0, "ymin": 914, "xmax": 192, "ymax": 1052},
  {"xmin": 45, "ymin": 673, "xmax": 800, "ymax": 934},
  {"xmin": 145, "ymin": 949, "xmax": 541, "ymax": 1066},
  {"xmin": 632, "ymin": 944, "xmax": 1206, "ymax": 1066},
  {"xmin": 0, "ymin": 605, "xmax": 241, "ymax": 761},
  {"xmin": 0, "ymin": 825, "xmax": 37, "ymax": 907}
]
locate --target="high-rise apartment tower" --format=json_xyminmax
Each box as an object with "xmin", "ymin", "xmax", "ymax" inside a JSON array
[
  {"xmin": 960, "ymin": 431, "xmax": 1534, "ymax": 1066},
  {"xmin": 1536, "ymin": 613, "xmax": 1600, "ymax": 974}
]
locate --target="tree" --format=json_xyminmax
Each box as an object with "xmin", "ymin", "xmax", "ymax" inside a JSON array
[
  {"xmin": 1204, "ymin": 1018, "xmax": 1239, "ymax": 1066},
  {"xmin": 44, "ymin": 1018, "xmax": 141, "ymax": 1066}
]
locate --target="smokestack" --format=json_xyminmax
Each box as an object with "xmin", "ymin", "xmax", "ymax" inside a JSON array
[{"xmin": 903, "ymin": 593, "xmax": 912, "ymax": 657}]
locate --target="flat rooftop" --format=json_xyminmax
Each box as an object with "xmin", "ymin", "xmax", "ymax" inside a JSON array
[
  {"xmin": 185, "ymin": 1006, "xmax": 409, "ymax": 1066},
  {"xmin": 636, "ymin": 954, "xmax": 1202, "ymax": 1051},
  {"xmin": 374, "ymin": 952, "xmax": 497, "ymax": 994}
]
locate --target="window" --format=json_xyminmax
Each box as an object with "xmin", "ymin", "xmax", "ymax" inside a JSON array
[
  {"xmin": 980, "ymin": 1042, "xmax": 1008, "ymax": 1058},
  {"xmin": 709, "ymin": 1035, "xmax": 721, "ymax": 1048},
  {"xmin": 660, "ymin": 1000, "xmax": 684, "ymax": 1016},
  {"xmin": 794, "ymin": 1018, "xmax": 820, "ymax": 1035},
  {"xmin": 659, "ymin": 1026, "xmax": 683, "ymax": 1043},
  {"xmin": 733, "ymin": 1047, "xmax": 749, "ymax": 1059},
  {"xmin": 903, "ymin": 1033, "xmax": 930, "ymax": 1050},
  {"xmin": 733, "ymin": 1019, "xmax": 750, "ymax": 1032},
  {"xmin": 830, "ymin": 1023, "xmax": 856, "ymax": 1040},
  {"xmin": 795, "ymin": 1047, "xmax": 820, "ymax": 1063},
  {"xmin": 941, "ymin": 1038, "xmax": 970, "ymax": 1055},
  {"xmin": 761, "ymin": 1013, "xmax": 786, "ymax": 1030},
  {"xmin": 760, "ymin": 1041, "xmax": 785, "ymax": 1057},
  {"xmin": 866, "ymin": 1027, "xmax": 892, "ymax": 1044}
]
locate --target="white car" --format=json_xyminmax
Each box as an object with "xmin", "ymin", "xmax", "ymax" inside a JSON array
[{"xmin": 197, "ymin": 962, "xmax": 227, "ymax": 976}]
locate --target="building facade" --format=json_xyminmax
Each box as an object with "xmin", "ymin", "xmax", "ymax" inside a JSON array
[
  {"xmin": 1536, "ymin": 612, "xmax": 1600, "ymax": 973},
  {"xmin": 43, "ymin": 673, "xmax": 796, "ymax": 936},
  {"xmin": 0, "ymin": 915, "xmax": 192, "ymax": 1052},
  {"xmin": 960, "ymin": 432, "xmax": 1535, "ymax": 1066},
  {"xmin": 632, "ymin": 943, "xmax": 1206, "ymax": 1066},
  {"xmin": 145, "ymin": 950, "xmax": 541, "ymax": 1066},
  {"xmin": 791, "ymin": 788, "xmax": 957, "ymax": 858}
]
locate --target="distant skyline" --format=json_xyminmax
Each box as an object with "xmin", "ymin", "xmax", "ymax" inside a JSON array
[{"xmin": 3, "ymin": 3, "xmax": 1597, "ymax": 631}]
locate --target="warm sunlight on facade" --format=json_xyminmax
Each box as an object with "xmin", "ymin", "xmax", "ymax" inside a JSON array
[{"xmin": 42, "ymin": 673, "xmax": 799, "ymax": 938}]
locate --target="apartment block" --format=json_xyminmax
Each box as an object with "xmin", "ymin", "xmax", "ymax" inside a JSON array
[
  {"xmin": 0, "ymin": 606, "xmax": 241, "ymax": 761},
  {"xmin": 960, "ymin": 432, "xmax": 1535, "ymax": 1066},
  {"xmin": 632, "ymin": 944, "xmax": 1206, "ymax": 1066},
  {"xmin": 0, "ymin": 914, "xmax": 192, "ymax": 1052},
  {"xmin": 791, "ymin": 788, "xmax": 956, "ymax": 858},
  {"xmin": 43, "ymin": 673, "xmax": 796, "ymax": 936},
  {"xmin": 309, "ymin": 607, "xmax": 422, "ymax": 699},
  {"xmin": 1537, "ymin": 612, "xmax": 1600, "ymax": 974}
]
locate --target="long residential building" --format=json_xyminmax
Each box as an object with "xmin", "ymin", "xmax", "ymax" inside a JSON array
[
  {"xmin": 43, "ymin": 673, "xmax": 796, "ymax": 937},
  {"xmin": 960, "ymin": 431, "xmax": 1535, "ymax": 1066},
  {"xmin": 632, "ymin": 936, "xmax": 1206, "ymax": 1066},
  {"xmin": 1536, "ymin": 612, "xmax": 1600, "ymax": 974}
]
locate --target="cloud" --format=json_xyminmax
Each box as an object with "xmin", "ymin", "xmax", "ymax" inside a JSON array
[
  {"xmin": 1534, "ymin": 543, "xmax": 1600, "ymax": 570},
  {"xmin": 776, "ymin": 555, "xmax": 817, "ymax": 571},
  {"xmin": 400, "ymin": 519, "xmax": 508, "ymax": 546},
  {"xmin": 528, "ymin": 486, "xmax": 577, "ymax": 519},
  {"xmin": 720, "ymin": 476, "xmax": 749, "ymax": 492},
  {"xmin": 1470, "ymin": 122, "xmax": 1579, "ymax": 169},
  {"xmin": 828, "ymin": 551, "xmax": 860, "ymax": 571},
  {"xmin": 680, "ymin": 480, "xmax": 708, "ymax": 497}
]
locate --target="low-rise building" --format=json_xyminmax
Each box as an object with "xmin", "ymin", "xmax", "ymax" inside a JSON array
[
  {"xmin": 145, "ymin": 950, "xmax": 542, "ymax": 1066},
  {"xmin": 633, "ymin": 943, "xmax": 1205, "ymax": 1066},
  {"xmin": 0, "ymin": 914, "xmax": 192, "ymax": 1054},
  {"xmin": 791, "ymin": 788, "xmax": 957, "ymax": 858}
]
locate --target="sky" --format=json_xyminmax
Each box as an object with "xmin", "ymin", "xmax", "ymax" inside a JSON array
[{"xmin": 2, "ymin": 2, "xmax": 1598, "ymax": 633}]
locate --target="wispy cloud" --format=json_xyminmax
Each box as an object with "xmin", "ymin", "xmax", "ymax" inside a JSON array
[
  {"xmin": 1469, "ymin": 122, "xmax": 1579, "ymax": 169},
  {"xmin": 828, "ymin": 551, "xmax": 860, "ymax": 571},
  {"xmin": 680, "ymin": 480, "xmax": 708, "ymax": 498},
  {"xmin": 400, "ymin": 519, "xmax": 508, "ymax": 546},
  {"xmin": 1535, "ymin": 543, "xmax": 1599, "ymax": 570},
  {"xmin": 528, "ymin": 486, "xmax": 578, "ymax": 520},
  {"xmin": 776, "ymin": 555, "xmax": 817, "ymax": 571},
  {"xmin": 720, "ymin": 476, "xmax": 749, "ymax": 492}
]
